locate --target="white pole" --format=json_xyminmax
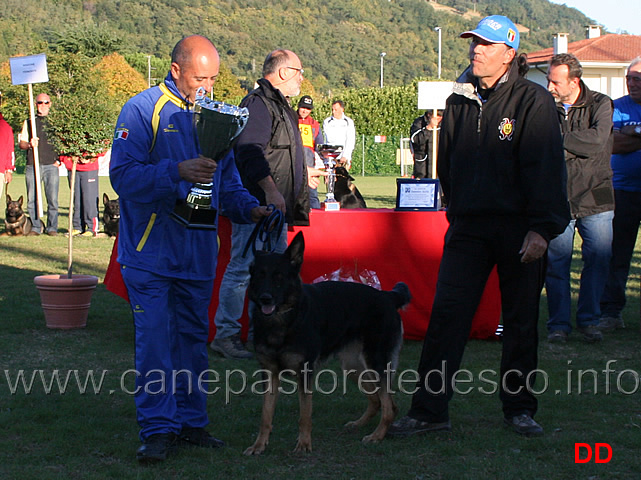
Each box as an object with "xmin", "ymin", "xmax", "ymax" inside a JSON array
[
  {"xmin": 361, "ymin": 134, "xmax": 365, "ymax": 177},
  {"xmin": 399, "ymin": 136, "xmax": 404, "ymax": 177},
  {"xmin": 432, "ymin": 108, "xmax": 438, "ymax": 179},
  {"xmin": 379, "ymin": 52, "xmax": 386, "ymax": 88}
]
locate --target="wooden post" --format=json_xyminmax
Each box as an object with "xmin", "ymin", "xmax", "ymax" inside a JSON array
[
  {"xmin": 27, "ymin": 83, "xmax": 44, "ymax": 219},
  {"xmin": 67, "ymin": 157, "xmax": 78, "ymax": 278}
]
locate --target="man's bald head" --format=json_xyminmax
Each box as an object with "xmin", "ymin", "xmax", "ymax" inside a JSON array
[{"xmin": 170, "ymin": 35, "xmax": 220, "ymax": 102}]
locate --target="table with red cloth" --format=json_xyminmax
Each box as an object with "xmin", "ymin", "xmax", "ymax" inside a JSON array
[{"xmin": 104, "ymin": 209, "xmax": 502, "ymax": 342}]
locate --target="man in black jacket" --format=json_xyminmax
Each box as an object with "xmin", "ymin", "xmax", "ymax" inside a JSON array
[
  {"xmin": 388, "ymin": 15, "xmax": 569, "ymax": 439},
  {"xmin": 544, "ymin": 53, "xmax": 614, "ymax": 344},
  {"xmin": 210, "ymin": 49, "xmax": 314, "ymax": 359}
]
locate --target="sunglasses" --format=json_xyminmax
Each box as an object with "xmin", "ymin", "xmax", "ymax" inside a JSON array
[{"xmin": 36, "ymin": 101, "xmax": 50, "ymax": 105}]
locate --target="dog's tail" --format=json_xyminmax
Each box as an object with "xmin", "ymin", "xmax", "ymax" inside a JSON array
[{"xmin": 390, "ymin": 282, "xmax": 411, "ymax": 309}]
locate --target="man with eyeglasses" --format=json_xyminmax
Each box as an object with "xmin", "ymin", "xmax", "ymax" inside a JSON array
[
  {"xmin": 18, "ymin": 93, "xmax": 61, "ymax": 236},
  {"xmin": 210, "ymin": 49, "xmax": 313, "ymax": 359},
  {"xmin": 598, "ymin": 57, "xmax": 641, "ymax": 332}
]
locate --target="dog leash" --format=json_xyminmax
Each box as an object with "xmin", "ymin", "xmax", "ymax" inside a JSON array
[{"xmin": 242, "ymin": 205, "xmax": 285, "ymax": 258}]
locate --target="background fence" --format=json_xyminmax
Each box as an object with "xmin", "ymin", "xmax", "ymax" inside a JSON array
[
  {"xmin": 11, "ymin": 135, "xmax": 416, "ymax": 177},
  {"xmin": 350, "ymin": 135, "xmax": 413, "ymax": 177}
]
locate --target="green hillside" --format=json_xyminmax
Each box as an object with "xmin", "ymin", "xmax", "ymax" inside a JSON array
[{"xmin": 0, "ymin": 0, "xmax": 599, "ymax": 92}]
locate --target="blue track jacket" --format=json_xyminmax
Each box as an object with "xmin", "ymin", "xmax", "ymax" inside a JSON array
[{"xmin": 110, "ymin": 73, "xmax": 259, "ymax": 281}]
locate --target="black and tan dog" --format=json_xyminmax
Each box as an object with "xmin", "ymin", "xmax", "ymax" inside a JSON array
[
  {"xmin": 333, "ymin": 166, "xmax": 367, "ymax": 209},
  {"xmin": 244, "ymin": 231, "xmax": 410, "ymax": 455},
  {"xmin": 102, "ymin": 193, "xmax": 120, "ymax": 237},
  {"xmin": 3, "ymin": 195, "xmax": 32, "ymax": 236}
]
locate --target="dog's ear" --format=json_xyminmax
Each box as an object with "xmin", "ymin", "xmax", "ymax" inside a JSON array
[
  {"xmin": 17, "ymin": 195, "xmax": 23, "ymax": 206},
  {"xmin": 286, "ymin": 231, "xmax": 305, "ymax": 270},
  {"xmin": 6, "ymin": 194, "xmax": 11, "ymax": 205},
  {"xmin": 103, "ymin": 193, "xmax": 109, "ymax": 205}
]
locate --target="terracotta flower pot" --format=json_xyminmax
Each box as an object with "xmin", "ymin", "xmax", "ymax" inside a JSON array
[{"xmin": 34, "ymin": 274, "xmax": 99, "ymax": 329}]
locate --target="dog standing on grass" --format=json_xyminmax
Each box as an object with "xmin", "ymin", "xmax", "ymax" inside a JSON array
[
  {"xmin": 244, "ymin": 231, "xmax": 410, "ymax": 455},
  {"xmin": 3, "ymin": 195, "xmax": 32, "ymax": 236}
]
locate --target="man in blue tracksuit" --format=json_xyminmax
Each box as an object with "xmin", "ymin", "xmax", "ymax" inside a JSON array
[{"xmin": 110, "ymin": 35, "xmax": 271, "ymax": 463}]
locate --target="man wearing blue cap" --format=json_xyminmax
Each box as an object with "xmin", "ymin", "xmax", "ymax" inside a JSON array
[{"xmin": 388, "ymin": 16, "xmax": 569, "ymax": 438}]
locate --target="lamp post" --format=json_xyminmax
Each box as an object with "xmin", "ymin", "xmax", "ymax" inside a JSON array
[
  {"xmin": 435, "ymin": 27, "xmax": 442, "ymax": 79},
  {"xmin": 380, "ymin": 52, "xmax": 386, "ymax": 88}
]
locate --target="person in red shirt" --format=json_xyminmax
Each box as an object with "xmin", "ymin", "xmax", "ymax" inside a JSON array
[
  {"xmin": 60, "ymin": 152, "xmax": 102, "ymax": 236},
  {"xmin": 297, "ymin": 95, "xmax": 323, "ymax": 208},
  {"xmin": 0, "ymin": 104, "xmax": 15, "ymax": 196}
]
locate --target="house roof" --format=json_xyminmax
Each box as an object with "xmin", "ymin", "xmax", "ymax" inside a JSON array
[{"xmin": 527, "ymin": 34, "xmax": 641, "ymax": 65}]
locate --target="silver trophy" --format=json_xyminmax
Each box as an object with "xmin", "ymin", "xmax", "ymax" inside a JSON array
[
  {"xmin": 172, "ymin": 88, "xmax": 249, "ymax": 229},
  {"xmin": 316, "ymin": 144, "xmax": 343, "ymax": 211}
]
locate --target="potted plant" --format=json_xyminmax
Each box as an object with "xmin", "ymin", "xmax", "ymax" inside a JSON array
[{"xmin": 33, "ymin": 55, "xmax": 118, "ymax": 328}]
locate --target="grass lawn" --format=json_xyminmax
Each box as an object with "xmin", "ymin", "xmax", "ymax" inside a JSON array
[{"xmin": 1, "ymin": 174, "xmax": 640, "ymax": 479}]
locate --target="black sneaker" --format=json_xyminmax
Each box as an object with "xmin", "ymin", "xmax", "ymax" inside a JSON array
[
  {"xmin": 386, "ymin": 415, "xmax": 451, "ymax": 438},
  {"xmin": 504, "ymin": 413, "xmax": 543, "ymax": 437},
  {"xmin": 576, "ymin": 325, "xmax": 603, "ymax": 343},
  {"xmin": 136, "ymin": 433, "xmax": 178, "ymax": 463},
  {"xmin": 597, "ymin": 315, "xmax": 625, "ymax": 332},
  {"xmin": 210, "ymin": 333, "xmax": 253, "ymax": 359},
  {"xmin": 179, "ymin": 427, "xmax": 225, "ymax": 448},
  {"xmin": 547, "ymin": 330, "xmax": 568, "ymax": 343}
]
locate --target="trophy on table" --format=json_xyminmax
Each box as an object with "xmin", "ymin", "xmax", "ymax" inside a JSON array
[
  {"xmin": 315, "ymin": 144, "xmax": 343, "ymax": 211},
  {"xmin": 172, "ymin": 88, "xmax": 249, "ymax": 229}
]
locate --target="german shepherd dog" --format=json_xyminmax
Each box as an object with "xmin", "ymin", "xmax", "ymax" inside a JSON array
[
  {"xmin": 3, "ymin": 195, "xmax": 32, "ymax": 236},
  {"xmin": 102, "ymin": 194, "xmax": 120, "ymax": 237},
  {"xmin": 244, "ymin": 231, "xmax": 410, "ymax": 455},
  {"xmin": 333, "ymin": 166, "xmax": 367, "ymax": 209}
]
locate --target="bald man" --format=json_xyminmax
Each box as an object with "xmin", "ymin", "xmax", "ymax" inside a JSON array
[{"xmin": 110, "ymin": 35, "xmax": 271, "ymax": 463}]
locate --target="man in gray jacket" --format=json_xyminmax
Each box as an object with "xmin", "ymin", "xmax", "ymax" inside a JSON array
[{"xmin": 544, "ymin": 53, "xmax": 614, "ymax": 343}]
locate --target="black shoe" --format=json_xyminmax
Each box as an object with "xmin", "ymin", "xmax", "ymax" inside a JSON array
[
  {"xmin": 386, "ymin": 415, "xmax": 451, "ymax": 438},
  {"xmin": 136, "ymin": 433, "xmax": 178, "ymax": 463},
  {"xmin": 576, "ymin": 325, "xmax": 603, "ymax": 343},
  {"xmin": 504, "ymin": 413, "xmax": 543, "ymax": 437},
  {"xmin": 179, "ymin": 427, "xmax": 225, "ymax": 448}
]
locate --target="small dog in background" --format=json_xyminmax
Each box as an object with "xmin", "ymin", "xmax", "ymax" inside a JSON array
[
  {"xmin": 244, "ymin": 231, "xmax": 410, "ymax": 455},
  {"xmin": 102, "ymin": 194, "xmax": 120, "ymax": 237},
  {"xmin": 3, "ymin": 195, "xmax": 32, "ymax": 236},
  {"xmin": 333, "ymin": 166, "xmax": 367, "ymax": 209}
]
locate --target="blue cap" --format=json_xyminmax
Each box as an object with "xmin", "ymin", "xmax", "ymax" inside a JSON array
[{"xmin": 460, "ymin": 15, "xmax": 520, "ymax": 50}]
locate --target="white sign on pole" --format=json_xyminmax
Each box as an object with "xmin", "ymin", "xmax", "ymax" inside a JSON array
[
  {"xmin": 417, "ymin": 81, "xmax": 454, "ymax": 110},
  {"xmin": 9, "ymin": 54, "xmax": 49, "ymax": 85}
]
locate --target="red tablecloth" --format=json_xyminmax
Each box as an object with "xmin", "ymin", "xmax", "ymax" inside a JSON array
[{"xmin": 104, "ymin": 209, "xmax": 502, "ymax": 342}]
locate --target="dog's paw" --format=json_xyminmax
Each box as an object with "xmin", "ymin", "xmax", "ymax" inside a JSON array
[
  {"xmin": 293, "ymin": 438, "xmax": 312, "ymax": 453},
  {"xmin": 361, "ymin": 432, "xmax": 384, "ymax": 444},
  {"xmin": 243, "ymin": 443, "xmax": 266, "ymax": 456},
  {"xmin": 343, "ymin": 420, "xmax": 360, "ymax": 430}
]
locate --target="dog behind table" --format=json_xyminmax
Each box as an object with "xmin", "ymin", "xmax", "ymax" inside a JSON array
[
  {"xmin": 102, "ymin": 193, "xmax": 120, "ymax": 237},
  {"xmin": 243, "ymin": 231, "xmax": 410, "ymax": 455},
  {"xmin": 333, "ymin": 166, "xmax": 367, "ymax": 209},
  {"xmin": 3, "ymin": 195, "xmax": 32, "ymax": 236}
]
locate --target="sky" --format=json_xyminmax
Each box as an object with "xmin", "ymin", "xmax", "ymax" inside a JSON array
[{"xmin": 548, "ymin": 0, "xmax": 641, "ymax": 35}]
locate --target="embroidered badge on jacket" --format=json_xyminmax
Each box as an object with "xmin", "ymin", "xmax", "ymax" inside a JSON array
[{"xmin": 498, "ymin": 118, "xmax": 515, "ymax": 141}]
